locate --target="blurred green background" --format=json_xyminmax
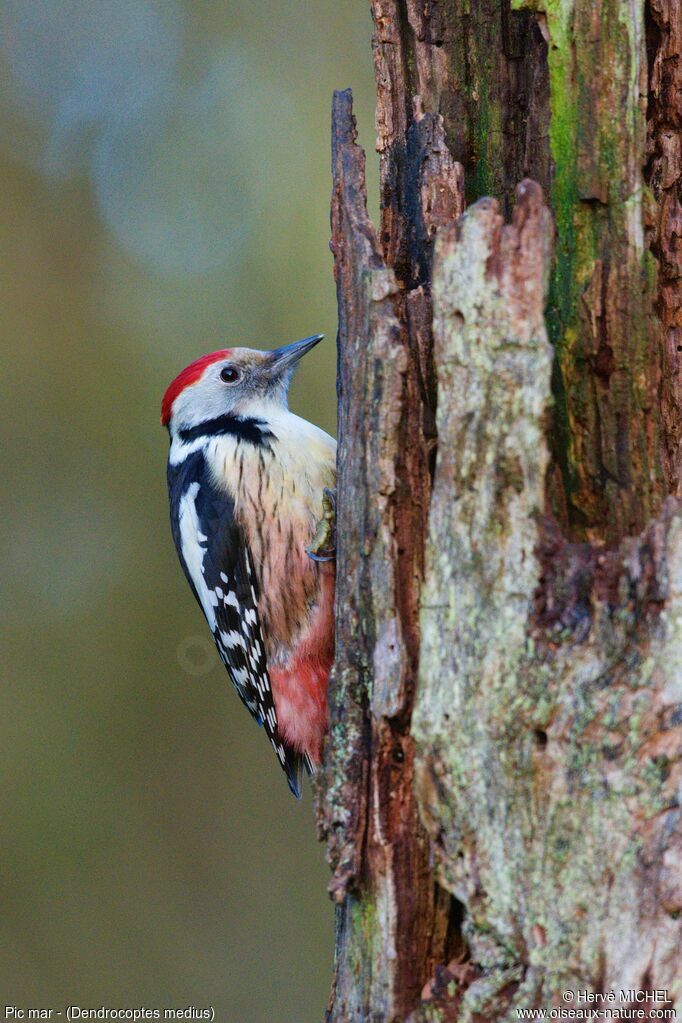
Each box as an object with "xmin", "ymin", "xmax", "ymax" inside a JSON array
[{"xmin": 0, "ymin": 3, "xmax": 377, "ymax": 1020}]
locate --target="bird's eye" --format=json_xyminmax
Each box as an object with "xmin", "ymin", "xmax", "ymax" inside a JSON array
[{"xmin": 220, "ymin": 365, "xmax": 241, "ymax": 384}]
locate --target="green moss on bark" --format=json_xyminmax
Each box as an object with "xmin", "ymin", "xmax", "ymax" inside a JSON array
[{"xmin": 513, "ymin": 0, "xmax": 663, "ymax": 540}]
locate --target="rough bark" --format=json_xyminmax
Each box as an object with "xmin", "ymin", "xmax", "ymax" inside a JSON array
[
  {"xmin": 372, "ymin": 0, "xmax": 675, "ymax": 544},
  {"xmin": 318, "ymin": 3, "xmax": 681, "ymax": 1021},
  {"xmin": 646, "ymin": 0, "xmax": 682, "ymax": 497},
  {"xmin": 318, "ymin": 89, "xmax": 464, "ymax": 1023},
  {"xmin": 416, "ymin": 187, "xmax": 682, "ymax": 1018}
]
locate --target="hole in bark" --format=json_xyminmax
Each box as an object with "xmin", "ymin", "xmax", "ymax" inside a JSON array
[
  {"xmin": 445, "ymin": 894, "xmax": 467, "ymax": 956},
  {"xmin": 534, "ymin": 729, "xmax": 548, "ymax": 748}
]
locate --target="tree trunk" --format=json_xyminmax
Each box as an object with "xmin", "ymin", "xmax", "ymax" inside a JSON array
[{"xmin": 317, "ymin": 3, "xmax": 681, "ymax": 1021}]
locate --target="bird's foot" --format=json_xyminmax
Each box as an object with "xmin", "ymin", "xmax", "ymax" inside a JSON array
[{"xmin": 306, "ymin": 488, "xmax": 336, "ymax": 562}]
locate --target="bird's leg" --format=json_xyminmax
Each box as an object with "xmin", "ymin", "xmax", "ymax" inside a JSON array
[{"xmin": 306, "ymin": 487, "xmax": 336, "ymax": 562}]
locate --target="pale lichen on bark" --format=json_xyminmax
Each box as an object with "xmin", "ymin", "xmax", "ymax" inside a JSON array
[{"xmin": 414, "ymin": 183, "xmax": 682, "ymax": 1018}]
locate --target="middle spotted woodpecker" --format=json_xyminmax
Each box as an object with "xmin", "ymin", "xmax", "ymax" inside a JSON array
[{"xmin": 162, "ymin": 335, "xmax": 336, "ymax": 797}]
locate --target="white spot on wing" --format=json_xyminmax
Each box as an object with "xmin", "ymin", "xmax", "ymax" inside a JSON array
[
  {"xmin": 178, "ymin": 482, "xmax": 217, "ymax": 630},
  {"xmin": 220, "ymin": 629, "xmax": 245, "ymax": 650}
]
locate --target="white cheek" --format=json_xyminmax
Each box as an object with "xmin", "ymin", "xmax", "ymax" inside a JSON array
[{"xmin": 172, "ymin": 377, "xmax": 236, "ymax": 427}]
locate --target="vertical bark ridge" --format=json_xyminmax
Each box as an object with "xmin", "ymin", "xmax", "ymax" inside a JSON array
[
  {"xmin": 516, "ymin": 0, "xmax": 666, "ymax": 542},
  {"xmin": 645, "ymin": 0, "xmax": 682, "ymax": 496},
  {"xmin": 320, "ymin": 89, "xmax": 463, "ymax": 1023},
  {"xmin": 372, "ymin": 0, "xmax": 674, "ymax": 544},
  {"xmin": 372, "ymin": 0, "xmax": 551, "ymax": 243}
]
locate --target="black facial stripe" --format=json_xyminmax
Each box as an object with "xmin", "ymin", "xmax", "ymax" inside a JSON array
[{"xmin": 179, "ymin": 414, "xmax": 275, "ymax": 447}]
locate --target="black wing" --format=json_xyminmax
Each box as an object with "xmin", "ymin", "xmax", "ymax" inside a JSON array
[{"xmin": 168, "ymin": 450, "xmax": 307, "ymax": 797}]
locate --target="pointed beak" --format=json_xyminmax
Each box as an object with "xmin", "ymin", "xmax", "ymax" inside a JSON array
[{"xmin": 267, "ymin": 334, "xmax": 324, "ymax": 375}]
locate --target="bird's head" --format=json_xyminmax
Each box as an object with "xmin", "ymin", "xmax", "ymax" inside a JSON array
[{"xmin": 161, "ymin": 334, "xmax": 324, "ymax": 432}]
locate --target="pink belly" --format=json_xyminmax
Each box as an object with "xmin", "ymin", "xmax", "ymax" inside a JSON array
[{"xmin": 269, "ymin": 564, "xmax": 335, "ymax": 761}]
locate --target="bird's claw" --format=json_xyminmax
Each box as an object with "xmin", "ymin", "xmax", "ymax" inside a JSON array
[{"xmin": 306, "ymin": 487, "xmax": 336, "ymax": 563}]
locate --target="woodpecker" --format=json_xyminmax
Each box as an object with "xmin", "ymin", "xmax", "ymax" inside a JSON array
[{"xmin": 162, "ymin": 335, "xmax": 336, "ymax": 797}]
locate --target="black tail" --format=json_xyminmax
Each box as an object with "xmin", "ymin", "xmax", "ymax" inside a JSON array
[{"xmin": 283, "ymin": 748, "xmax": 316, "ymax": 799}]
